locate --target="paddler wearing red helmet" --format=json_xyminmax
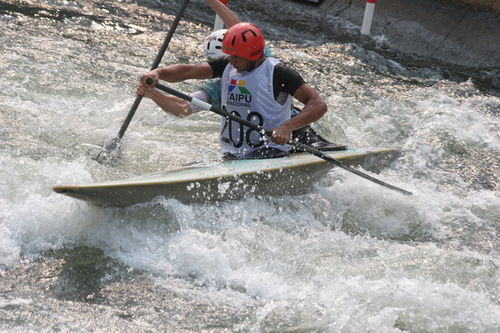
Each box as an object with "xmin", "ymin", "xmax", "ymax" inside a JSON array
[{"xmin": 138, "ymin": 22, "xmax": 328, "ymax": 160}]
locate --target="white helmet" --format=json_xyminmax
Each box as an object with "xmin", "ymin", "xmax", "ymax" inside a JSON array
[{"xmin": 202, "ymin": 29, "xmax": 227, "ymax": 61}]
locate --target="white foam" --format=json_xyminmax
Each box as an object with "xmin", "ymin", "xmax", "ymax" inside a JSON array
[{"xmin": 1, "ymin": 16, "xmax": 499, "ymax": 331}]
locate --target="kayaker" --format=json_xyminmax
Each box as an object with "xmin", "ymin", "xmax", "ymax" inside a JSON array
[
  {"xmin": 137, "ymin": 25, "xmax": 329, "ymax": 160},
  {"xmin": 198, "ymin": 27, "xmax": 340, "ymax": 152},
  {"xmin": 138, "ymin": 0, "xmax": 337, "ymax": 152},
  {"xmin": 138, "ymin": 22, "xmax": 328, "ymax": 159}
]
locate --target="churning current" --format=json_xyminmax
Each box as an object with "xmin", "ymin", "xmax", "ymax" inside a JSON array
[{"xmin": 0, "ymin": 0, "xmax": 498, "ymax": 331}]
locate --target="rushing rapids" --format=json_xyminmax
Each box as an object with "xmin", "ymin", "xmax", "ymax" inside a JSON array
[{"xmin": 0, "ymin": 0, "xmax": 498, "ymax": 331}]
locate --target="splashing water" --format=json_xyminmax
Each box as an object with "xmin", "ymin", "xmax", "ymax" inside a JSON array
[{"xmin": 0, "ymin": 0, "xmax": 498, "ymax": 331}]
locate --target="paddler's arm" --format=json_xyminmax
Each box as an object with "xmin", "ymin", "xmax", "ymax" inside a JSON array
[
  {"xmin": 136, "ymin": 84, "xmax": 192, "ymax": 117},
  {"xmin": 137, "ymin": 62, "xmax": 214, "ymax": 117},
  {"xmin": 140, "ymin": 62, "xmax": 214, "ymax": 87},
  {"xmin": 205, "ymin": 0, "xmax": 241, "ymax": 27},
  {"xmin": 271, "ymin": 84, "xmax": 328, "ymax": 145}
]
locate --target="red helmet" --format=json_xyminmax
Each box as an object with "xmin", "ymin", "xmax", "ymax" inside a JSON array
[{"xmin": 222, "ymin": 22, "xmax": 265, "ymax": 61}]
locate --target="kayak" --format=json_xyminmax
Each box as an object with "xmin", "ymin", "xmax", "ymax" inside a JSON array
[{"xmin": 53, "ymin": 147, "xmax": 400, "ymax": 206}]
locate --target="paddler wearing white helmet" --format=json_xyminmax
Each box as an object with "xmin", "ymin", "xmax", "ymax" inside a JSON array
[
  {"xmin": 136, "ymin": 0, "xmax": 339, "ymax": 152},
  {"xmin": 202, "ymin": 29, "xmax": 227, "ymax": 61}
]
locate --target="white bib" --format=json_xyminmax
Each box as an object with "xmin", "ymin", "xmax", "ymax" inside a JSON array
[{"xmin": 220, "ymin": 57, "xmax": 292, "ymax": 157}]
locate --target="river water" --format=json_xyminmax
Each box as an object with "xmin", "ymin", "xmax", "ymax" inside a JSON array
[{"xmin": 0, "ymin": 0, "xmax": 499, "ymax": 331}]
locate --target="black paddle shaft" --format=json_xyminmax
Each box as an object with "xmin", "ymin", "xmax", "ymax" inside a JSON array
[
  {"xmin": 97, "ymin": 0, "xmax": 191, "ymax": 158},
  {"xmin": 149, "ymin": 80, "xmax": 413, "ymax": 196},
  {"xmin": 117, "ymin": 0, "xmax": 190, "ymax": 139}
]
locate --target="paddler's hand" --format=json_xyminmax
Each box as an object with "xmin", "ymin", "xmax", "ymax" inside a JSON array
[
  {"xmin": 140, "ymin": 70, "xmax": 160, "ymax": 88},
  {"xmin": 271, "ymin": 124, "xmax": 293, "ymax": 145},
  {"xmin": 138, "ymin": 70, "xmax": 160, "ymax": 98},
  {"xmin": 136, "ymin": 83, "xmax": 155, "ymax": 99}
]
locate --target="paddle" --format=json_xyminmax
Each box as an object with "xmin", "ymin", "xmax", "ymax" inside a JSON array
[
  {"xmin": 146, "ymin": 79, "xmax": 413, "ymax": 196},
  {"xmin": 95, "ymin": 0, "xmax": 191, "ymax": 163}
]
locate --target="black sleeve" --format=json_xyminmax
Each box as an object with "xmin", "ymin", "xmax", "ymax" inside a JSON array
[
  {"xmin": 273, "ymin": 63, "xmax": 306, "ymax": 100},
  {"xmin": 208, "ymin": 57, "xmax": 230, "ymax": 78}
]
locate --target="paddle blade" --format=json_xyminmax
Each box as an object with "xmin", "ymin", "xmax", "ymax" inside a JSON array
[{"xmin": 94, "ymin": 137, "xmax": 121, "ymax": 163}]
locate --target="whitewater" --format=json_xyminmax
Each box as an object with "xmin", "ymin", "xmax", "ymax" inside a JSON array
[{"xmin": 0, "ymin": 0, "xmax": 498, "ymax": 331}]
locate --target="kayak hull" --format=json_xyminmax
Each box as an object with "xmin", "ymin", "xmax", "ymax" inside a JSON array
[{"xmin": 53, "ymin": 147, "xmax": 400, "ymax": 206}]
